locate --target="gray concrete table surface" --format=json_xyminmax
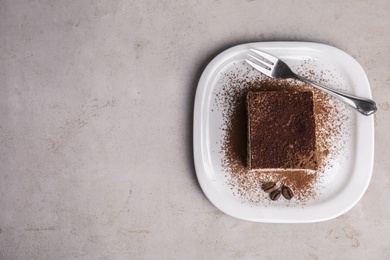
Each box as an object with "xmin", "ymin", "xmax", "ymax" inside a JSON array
[{"xmin": 1, "ymin": 0, "xmax": 389, "ymax": 259}]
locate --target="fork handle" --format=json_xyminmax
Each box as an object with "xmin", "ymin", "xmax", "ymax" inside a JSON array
[{"xmin": 294, "ymin": 75, "xmax": 377, "ymax": 116}]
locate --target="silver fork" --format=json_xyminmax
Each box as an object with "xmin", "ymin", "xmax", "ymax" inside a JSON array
[{"xmin": 246, "ymin": 49, "xmax": 377, "ymax": 116}]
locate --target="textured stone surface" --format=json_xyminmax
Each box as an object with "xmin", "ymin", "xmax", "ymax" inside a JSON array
[{"xmin": 0, "ymin": 0, "xmax": 389, "ymax": 259}]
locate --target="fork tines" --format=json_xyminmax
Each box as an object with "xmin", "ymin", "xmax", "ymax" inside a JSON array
[
  {"xmin": 249, "ymin": 49, "xmax": 277, "ymax": 64},
  {"xmin": 246, "ymin": 48, "xmax": 277, "ymax": 73}
]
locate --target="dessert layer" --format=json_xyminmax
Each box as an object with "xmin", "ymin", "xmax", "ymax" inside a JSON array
[{"xmin": 247, "ymin": 91, "xmax": 317, "ymax": 170}]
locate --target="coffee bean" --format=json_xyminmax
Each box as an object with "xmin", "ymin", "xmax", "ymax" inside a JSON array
[
  {"xmin": 282, "ymin": 186, "xmax": 294, "ymax": 200},
  {"xmin": 270, "ymin": 189, "xmax": 281, "ymax": 201},
  {"xmin": 262, "ymin": 182, "xmax": 276, "ymax": 193}
]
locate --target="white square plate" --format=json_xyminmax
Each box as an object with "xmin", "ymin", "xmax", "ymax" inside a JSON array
[{"xmin": 193, "ymin": 42, "xmax": 374, "ymax": 223}]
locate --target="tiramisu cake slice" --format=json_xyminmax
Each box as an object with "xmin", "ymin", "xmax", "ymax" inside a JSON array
[{"xmin": 247, "ymin": 91, "xmax": 317, "ymax": 171}]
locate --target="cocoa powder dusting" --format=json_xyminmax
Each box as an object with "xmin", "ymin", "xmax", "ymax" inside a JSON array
[
  {"xmin": 247, "ymin": 91, "xmax": 317, "ymax": 170},
  {"xmin": 215, "ymin": 62, "xmax": 348, "ymax": 205}
]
